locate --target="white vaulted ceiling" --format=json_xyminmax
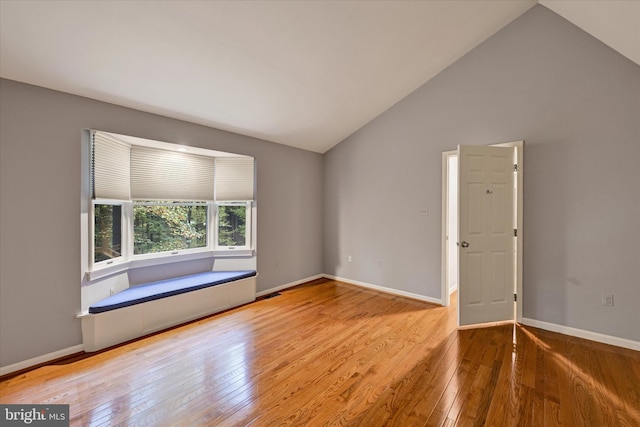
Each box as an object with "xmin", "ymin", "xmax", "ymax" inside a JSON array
[{"xmin": 1, "ymin": 1, "xmax": 638, "ymax": 153}]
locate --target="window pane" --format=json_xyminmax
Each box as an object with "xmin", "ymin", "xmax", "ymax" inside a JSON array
[
  {"xmin": 133, "ymin": 204, "xmax": 207, "ymax": 255},
  {"xmin": 94, "ymin": 204, "xmax": 122, "ymax": 263},
  {"xmin": 218, "ymin": 205, "xmax": 247, "ymax": 247}
]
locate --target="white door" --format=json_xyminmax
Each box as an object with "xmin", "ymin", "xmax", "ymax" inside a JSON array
[{"xmin": 458, "ymin": 145, "xmax": 515, "ymax": 326}]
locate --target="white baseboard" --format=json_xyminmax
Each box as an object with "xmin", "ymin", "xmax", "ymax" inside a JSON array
[
  {"xmin": 449, "ymin": 284, "xmax": 458, "ymax": 294},
  {"xmin": 521, "ymin": 317, "xmax": 640, "ymax": 352},
  {"xmin": 0, "ymin": 344, "xmax": 85, "ymax": 377},
  {"xmin": 324, "ymin": 274, "xmax": 442, "ymax": 305},
  {"xmin": 256, "ymin": 273, "xmax": 444, "ymax": 306},
  {"xmin": 256, "ymin": 274, "xmax": 325, "ymax": 297}
]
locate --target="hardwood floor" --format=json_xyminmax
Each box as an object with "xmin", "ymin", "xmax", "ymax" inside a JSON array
[{"xmin": 1, "ymin": 278, "xmax": 639, "ymax": 426}]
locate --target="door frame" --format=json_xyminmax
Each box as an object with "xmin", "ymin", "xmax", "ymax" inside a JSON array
[
  {"xmin": 440, "ymin": 150, "xmax": 458, "ymax": 309},
  {"xmin": 441, "ymin": 140, "xmax": 523, "ymax": 324}
]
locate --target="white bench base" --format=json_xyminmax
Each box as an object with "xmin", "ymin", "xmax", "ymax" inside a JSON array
[{"xmin": 79, "ymin": 276, "xmax": 256, "ymax": 352}]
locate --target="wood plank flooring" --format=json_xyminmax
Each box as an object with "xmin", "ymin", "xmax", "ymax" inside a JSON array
[{"xmin": 1, "ymin": 278, "xmax": 639, "ymax": 426}]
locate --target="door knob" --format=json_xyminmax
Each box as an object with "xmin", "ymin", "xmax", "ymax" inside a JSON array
[{"xmin": 460, "ymin": 241, "xmax": 470, "ymax": 248}]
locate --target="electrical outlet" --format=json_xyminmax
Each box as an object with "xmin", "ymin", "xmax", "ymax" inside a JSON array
[
  {"xmin": 601, "ymin": 293, "xmax": 614, "ymax": 307},
  {"xmin": 348, "ymin": 255, "xmax": 352, "ymax": 263}
]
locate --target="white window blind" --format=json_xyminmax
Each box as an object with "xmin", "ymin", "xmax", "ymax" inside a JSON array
[
  {"xmin": 130, "ymin": 146, "xmax": 215, "ymax": 201},
  {"xmin": 92, "ymin": 131, "xmax": 131, "ymax": 200},
  {"xmin": 215, "ymin": 157, "xmax": 255, "ymax": 201}
]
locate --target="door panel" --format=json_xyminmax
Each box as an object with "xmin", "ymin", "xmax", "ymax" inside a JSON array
[
  {"xmin": 490, "ymin": 251, "xmax": 508, "ymax": 302},
  {"xmin": 466, "ymin": 252, "xmax": 484, "ymax": 305},
  {"xmin": 490, "ymin": 183, "xmax": 509, "ymax": 234},
  {"xmin": 459, "ymin": 145, "xmax": 515, "ymax": 326},
  {"xmin": 466, "ymin": 182, "xmax": 484, "ymax": 235}
]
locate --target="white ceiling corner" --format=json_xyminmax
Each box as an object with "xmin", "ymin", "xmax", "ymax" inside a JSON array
[{"xmin": 0, "ymin": 1, "xmax": 637, "ymax": 153}]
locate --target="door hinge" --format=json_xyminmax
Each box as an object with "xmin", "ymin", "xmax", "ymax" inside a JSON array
[
  {"xmin": 514, "ymin": 164, "xmax": 518, "ymax": 172},
  {"xmin": 514, "ymin": 293, "xmax": 517, "ymax": 302},
  {"xmin": 514, "ymin": 229, "xmax": 518, "ymax": 237}
]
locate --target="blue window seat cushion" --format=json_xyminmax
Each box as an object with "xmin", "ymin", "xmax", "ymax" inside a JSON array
[{"xmin": 88, "ymin": 270, "xmax": 257, "ymax": 314}]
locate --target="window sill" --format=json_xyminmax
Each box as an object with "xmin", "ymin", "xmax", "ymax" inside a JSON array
[
  {"xmin": 129, "ymin": 250, "xmax": 215, "ymax": 269},
  {"xmin": 86, "ymin": 262, "xmax": 130, "ymax": 281},
  {"xmin": 86, "ymin": 249, "xmax": 255, "ymax": 281},
  {"xmin": 87, "ymin": 250, "xmax": 215, "ymax": 281},
  {"xmin": 213, "ymin": 249, "xmax": 254, "ymax": 258}
]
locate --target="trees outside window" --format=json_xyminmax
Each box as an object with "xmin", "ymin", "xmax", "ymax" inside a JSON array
[
  {"xmin": 217, "ymin": 203, "xmax": 249, "ymax": 248},
  {"xmin": 94, "ymin": 204, "xmax": 122, "ymax": 263},
  {"xmin": 133, "ymin": 203, "xmax": 207, "ymax": 255}
]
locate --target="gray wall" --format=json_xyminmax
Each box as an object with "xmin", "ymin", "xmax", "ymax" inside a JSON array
[
  {"xmin": 0, "ymin": 79, "xmax": 324, "ymax": 366},
  {"xmin": 324, "ymin": 5, "xmax": 640, "ymax": 341}
]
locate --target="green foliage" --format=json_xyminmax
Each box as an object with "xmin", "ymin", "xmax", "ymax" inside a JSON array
[
  {"xmin": 218, "ymin": 205, "xmax": 246, "ymax": 247},
  {"xmin": 94, "ymin": 204, "xmax": 121, "ymax": 262},
  {"xmin": 134, "ymin": 204, "xmax": 207, "ymax": 254}
]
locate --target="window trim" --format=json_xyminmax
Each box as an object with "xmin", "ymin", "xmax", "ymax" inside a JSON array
[
  {"xmin": 90, "ymin": 200, "xmax": 218, "ymax": 276},
  {"xmin": 89, "ymin": 199, "xmax": 255, "ymax": 277},
  {"xmin": 90, "ymin": 199, "xmax": 127, "ymax": 272},
  {"xmin": 214, "ymin": 201, "xmax": 252, "ymax": 252}
]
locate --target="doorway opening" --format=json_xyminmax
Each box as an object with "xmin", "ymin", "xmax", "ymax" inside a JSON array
[{"xmin": 441, "ymin": 141, "xmax": 523, "ymax": 326}]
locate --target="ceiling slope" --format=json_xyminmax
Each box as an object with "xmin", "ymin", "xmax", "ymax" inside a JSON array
[
  {"xmin": 1, "ymin": 1, "xmax": 637, "ymax": 153},
  {"xmin": 540, "ymin": 0, "xmax": 640, "ymax": 66}
]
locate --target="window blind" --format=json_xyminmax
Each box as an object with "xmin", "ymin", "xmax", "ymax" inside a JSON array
[
  {"xmin": 215, "ymin": 157, "xmax": 255, "ymax": 201},
  {"xmin": 130, "ymin": 146, "xmax": 215, "ymax": 201},
  {"xmin": 92, "ymin": 131, "xmax": 131, "ymax": 200}
]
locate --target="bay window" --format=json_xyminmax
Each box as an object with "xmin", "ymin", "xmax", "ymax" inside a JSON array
[{"xmin": 89, "ymin": 130, "xmax": 255, "ymax": 273}]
